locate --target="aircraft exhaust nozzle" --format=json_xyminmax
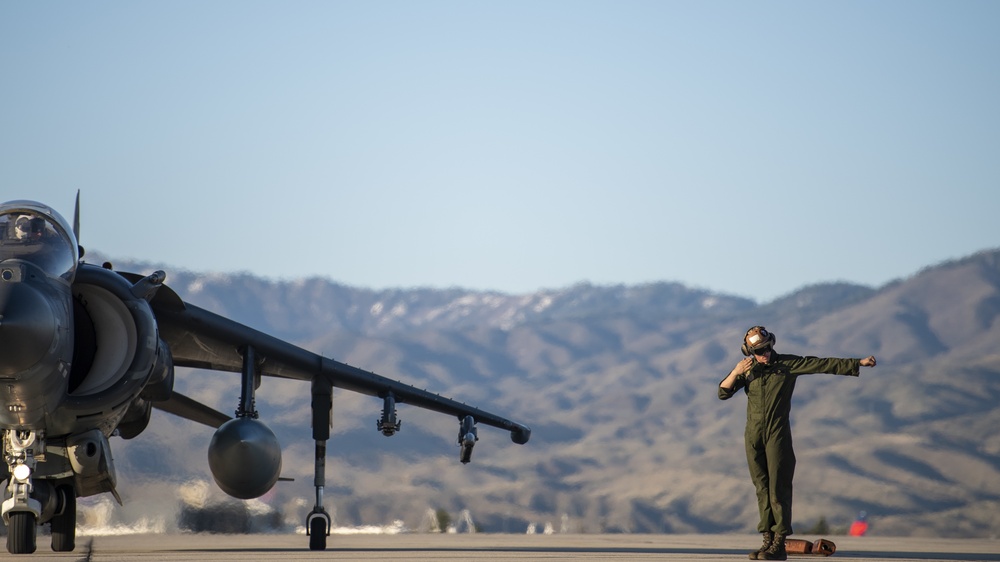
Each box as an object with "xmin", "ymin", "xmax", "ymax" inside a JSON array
[{"xmin": 207, "ymin": 418, "xmax": 282, "ymax": 499}]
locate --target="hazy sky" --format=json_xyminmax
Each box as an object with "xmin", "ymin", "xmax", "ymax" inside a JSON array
[{"xmin": 2, "ymin": 1, "xmax": 997, "ymax": 302}]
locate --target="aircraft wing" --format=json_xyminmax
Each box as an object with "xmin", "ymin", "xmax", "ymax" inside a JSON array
[{"xmin": 126, "ymin": 273, "xmax": 530, "ymax": 444}]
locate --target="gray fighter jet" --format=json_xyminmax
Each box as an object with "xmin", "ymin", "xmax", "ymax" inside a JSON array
[{"xmin": 0, "ymin": 197, "xmax": 530, "ymax": 554}]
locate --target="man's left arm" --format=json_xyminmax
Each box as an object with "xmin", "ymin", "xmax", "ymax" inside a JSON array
[{"xmin": 785, "ymin": 355, "xmax": 877, "ymax": 377}]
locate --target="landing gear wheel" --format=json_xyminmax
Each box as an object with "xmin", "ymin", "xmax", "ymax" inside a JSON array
[
  {"xmin": 51, "ymin": 486, "xmax": 77, "ymax": 552},
  {"xmin": 309, "ymin": 515, "xmax": 327, "ymax": 551},
  {"xmin": 6, "ymin": 511, "xmax": 37, "ymax": 554}
]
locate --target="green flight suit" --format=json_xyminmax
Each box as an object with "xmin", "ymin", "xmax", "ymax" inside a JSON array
[{"xmin": 718, "ymin": 353, "xmax": 860, "ymax": 536}]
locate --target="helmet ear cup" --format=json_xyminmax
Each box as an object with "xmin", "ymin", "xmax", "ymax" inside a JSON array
[{"xmin": 741, "ymin": 326, "xmax": 758, "ymax": 356}]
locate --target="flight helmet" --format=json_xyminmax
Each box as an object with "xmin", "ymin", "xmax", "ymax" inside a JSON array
[{"xmin": 741, "ymin": 326, "xmax": 776, "ymax": 356}]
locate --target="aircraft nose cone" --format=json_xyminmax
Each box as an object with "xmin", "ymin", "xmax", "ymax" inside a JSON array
[{"xmin": 0, "ymin": 281, "xmax": 57, "ymax": 376}]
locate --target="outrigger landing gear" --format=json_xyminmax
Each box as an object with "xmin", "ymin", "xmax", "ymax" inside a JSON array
[{"xmin": 306, "ymin": 376, "xmax": 332, "ymax": 551}]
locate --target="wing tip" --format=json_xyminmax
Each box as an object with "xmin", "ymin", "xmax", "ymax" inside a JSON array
[{"xmin": 510, "ymin": 424, "xmax": 531, "ymax": 445}]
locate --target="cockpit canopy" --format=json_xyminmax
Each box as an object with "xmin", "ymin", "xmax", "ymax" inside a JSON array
[{"xmin": 0, "ymin": 202, "xmax": 78, "ymax": 281}]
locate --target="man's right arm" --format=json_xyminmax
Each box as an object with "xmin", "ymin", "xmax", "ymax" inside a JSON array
[{"xmin": 719, "ymin": 357, "xmax": 752, "ymax": 399}]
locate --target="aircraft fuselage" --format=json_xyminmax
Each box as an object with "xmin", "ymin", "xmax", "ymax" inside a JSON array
[
  {"xmin": 0, "ymin": 201, "xmax": 172, "ymax": 554},
  {"xmin": 0, "ymin": 197, "xmax": 531, "ymax": 556}
]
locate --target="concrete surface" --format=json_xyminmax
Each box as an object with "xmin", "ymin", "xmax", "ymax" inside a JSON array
[{"xmin": 10, "ymin": 532, "xmax": 1000, "ymax": 561}]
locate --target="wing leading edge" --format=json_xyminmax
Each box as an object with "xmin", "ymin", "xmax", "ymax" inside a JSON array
[{"xmin": 134, "ymin": 274, "xmax": 530, "ymax": 445}]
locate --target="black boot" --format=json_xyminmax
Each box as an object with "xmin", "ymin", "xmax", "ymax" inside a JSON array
[
  {"xmin": 758, "ymin": 534, "xmax": 787, "ymax": 561},
  {"xmin": 748, "ymin": 532, "xmax": 773, "ymax": 560}
]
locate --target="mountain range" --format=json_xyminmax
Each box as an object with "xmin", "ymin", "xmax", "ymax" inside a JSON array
[{"xmin": 91, "ymin": 247, "xmax": 1000, "ymax": 538}]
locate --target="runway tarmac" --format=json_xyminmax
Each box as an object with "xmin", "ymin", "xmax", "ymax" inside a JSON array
[{"xmin": 13, "ymin": 532, "xmax": 1000, "ymax": 561}]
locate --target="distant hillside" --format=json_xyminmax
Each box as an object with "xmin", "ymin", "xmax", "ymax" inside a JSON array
[{"xmin": 95, "ymin": 248, "xmax": 1000, "ymax": 538}]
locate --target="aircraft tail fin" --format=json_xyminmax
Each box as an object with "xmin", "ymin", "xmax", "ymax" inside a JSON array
[
  {"xmin": 74, "ymin": 190, "xmax": 84, "ymax": 258},
  {"xmin": 73, "ymin": 190, "xmax": 81, "ymax": 240}
]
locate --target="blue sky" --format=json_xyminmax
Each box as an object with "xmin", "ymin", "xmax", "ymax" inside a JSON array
[{"xmin": 2, "ymin": 1, "xmax": 997, "ymax": 302}]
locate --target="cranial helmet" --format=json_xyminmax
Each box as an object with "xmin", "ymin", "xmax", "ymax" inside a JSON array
[
  {"xmin": 13, "ymin": 216, "xmax": 31, "ymax": 239},
  {"xmin": 741, "ymin": 326, "xmax": 776, "ymax": 356},
  {"xmin": 14, "ymin": 215, "xmax": 45, "ymax": 239}
]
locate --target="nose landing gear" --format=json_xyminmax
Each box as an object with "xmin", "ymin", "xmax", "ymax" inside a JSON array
[
  {"xmin": 3, "ymin": 430, "xmax": 42, "ymax": 554},
  {"xmin": 2, "ymin": 430, "xmax": 77, "ymax": 554}
]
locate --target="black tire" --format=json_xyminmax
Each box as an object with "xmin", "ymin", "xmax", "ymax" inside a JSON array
[
  {"xmin": 308, "ymin": 516, "xmax": 327, "ymax": 551},
  {"xmin": 51, "ymin": 486, "xmax": 77, "ymax": 552},
  {"xmin": 6, "ymin": 511, "xmax": 37, "ymax": 554}
]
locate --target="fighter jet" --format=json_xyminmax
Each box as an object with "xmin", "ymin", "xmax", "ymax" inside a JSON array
[{"xmin": 0, "ymin": 197, "xmax": 530, "ymax": 555}]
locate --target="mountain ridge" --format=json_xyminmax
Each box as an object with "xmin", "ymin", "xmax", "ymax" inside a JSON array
[{"xmin": 92, "ymin": 247, "xmax": 1000, "ymax": 537}]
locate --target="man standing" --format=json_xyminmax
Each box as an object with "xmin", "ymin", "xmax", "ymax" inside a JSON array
[{"xmin": 719, "ymin": 326, "xmax": 876, "ymax": 560}]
